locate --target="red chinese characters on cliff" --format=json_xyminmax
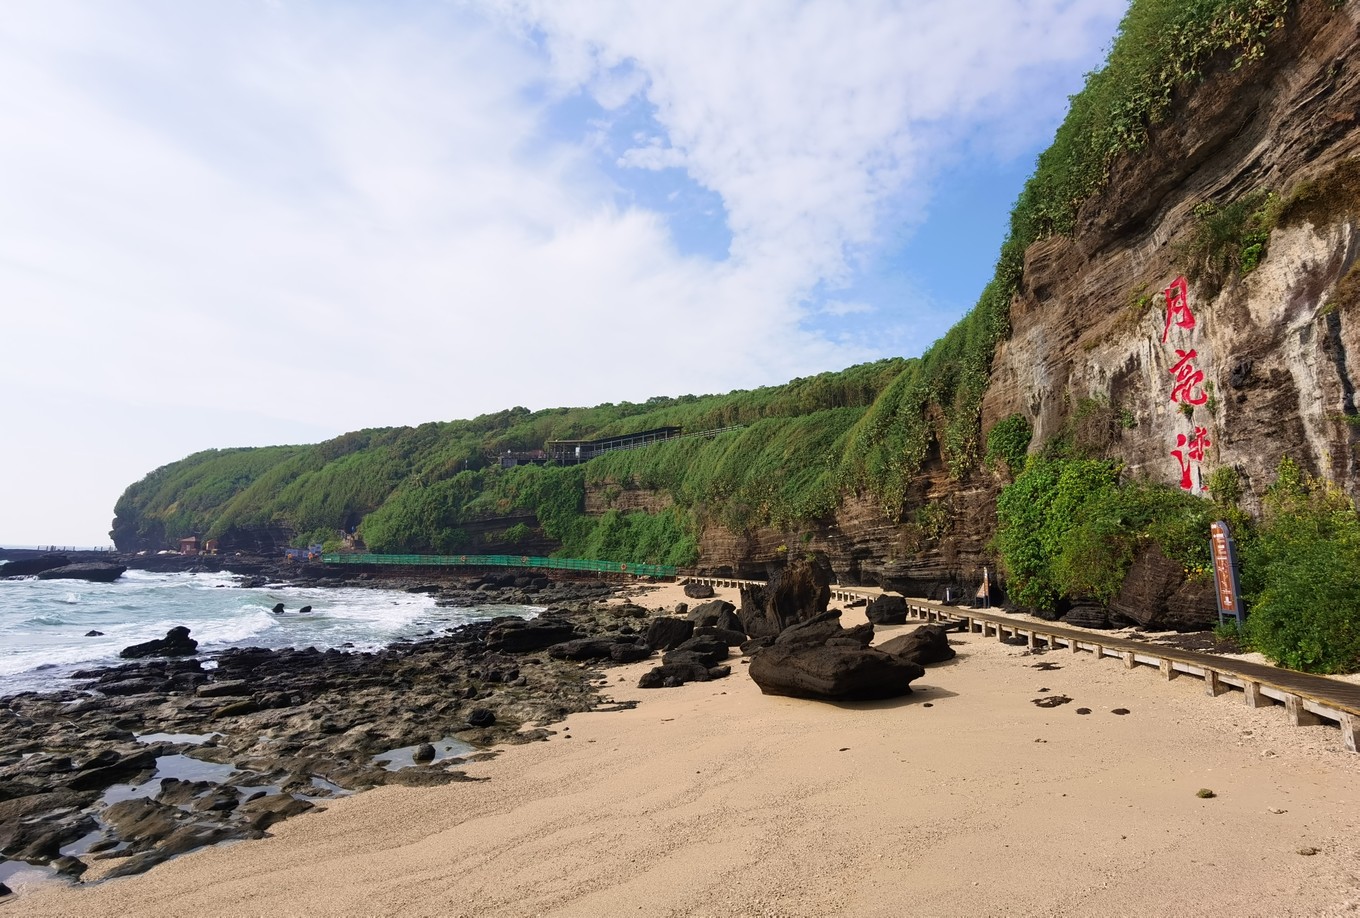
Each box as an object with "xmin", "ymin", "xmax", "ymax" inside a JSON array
[
  {"xmin": 1161, "ymin": 275, "xmax": 1194, "ymax": 343},
  {"xmin": 1170, "ymin": 426, "xmax": 1211, "ymax": 491},
  {"xmin": 1159, "ymin": 275, "xmax": 1212, "ymax": 491},
  {"xmin": 1168, "ymin": 348, "xmax": 1208, "ymax": 406}
]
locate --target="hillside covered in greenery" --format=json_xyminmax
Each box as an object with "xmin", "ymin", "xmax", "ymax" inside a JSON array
[{"xmin": 114, "ymin": 0, "xmax": 1360, "ymax": 673}]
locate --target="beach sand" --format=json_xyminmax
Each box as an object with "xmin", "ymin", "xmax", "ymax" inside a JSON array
[{"xmin": 13, "ymin": 583, "xmax": 1360, "ymax": 917}]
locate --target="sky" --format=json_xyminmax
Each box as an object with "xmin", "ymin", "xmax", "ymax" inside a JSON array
[{"xmin": 0, "ymin": 0, "xmax": 1128, "ymax": 546}]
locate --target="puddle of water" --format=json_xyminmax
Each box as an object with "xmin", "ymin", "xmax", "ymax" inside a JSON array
[
  {"xmin": 306, "ymin": 776, "xmax": 352, "ymax": 797},
  {"xmin": 99, "ymin": 754, "xmax": 240, "ymax": 807},
  {"xmin": 373, "ymin": 737, "xmax": 475, "ymax": 771},
  {"xmin": 135, "ymin": 732, "xmax": 221, "ymax": 745},
  {"xmin": 58, "ymin": 828, "xmax": 105, "ymax": 858},
  {"xmin": 0, "ymin": 859, "xmax": 60, "ymax": 895}
]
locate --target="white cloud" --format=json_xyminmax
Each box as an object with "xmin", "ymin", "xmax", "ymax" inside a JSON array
[
  {"xmin": 822, "ymin": 301, "xmax": 875, "ymax": 317},
  {"xmin": 0, "ymin": 0, "xmax": 1123, "ymax": 542}
]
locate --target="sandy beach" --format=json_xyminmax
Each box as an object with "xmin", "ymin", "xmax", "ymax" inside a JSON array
[{"xmin": 12, "ymin": 582, "xmax": 1360, "ymax": 918}]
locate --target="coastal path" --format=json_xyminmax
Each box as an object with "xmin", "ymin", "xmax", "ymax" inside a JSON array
[
  {"xmin": 322, "ymin": 552, "xmax": 675, "ymax": 579},
  {"xmin": 680, "ymin": 576, "xmax": 1360, "ymax": 754}
]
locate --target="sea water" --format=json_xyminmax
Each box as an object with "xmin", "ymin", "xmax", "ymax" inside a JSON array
[{"xmin": 0, "ymin": 569, "xmax": 535, "ymax": 695}]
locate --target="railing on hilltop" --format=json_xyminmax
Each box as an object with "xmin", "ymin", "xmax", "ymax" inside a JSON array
[{"xmin": 322, "ymin": 552, "xmax": 676, "ymax": 579}]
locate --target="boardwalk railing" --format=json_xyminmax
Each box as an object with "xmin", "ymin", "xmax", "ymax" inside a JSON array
[
  {"xmin": 681, "ymin": 577, "xmax": 1360, "ymax": 754},
  {"xmin": 322, "ymin": 552, "xmax": 676, "ymax": 579}
]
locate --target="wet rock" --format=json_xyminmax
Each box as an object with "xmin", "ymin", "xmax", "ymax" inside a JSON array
[
  {"xmin": 412, "ymin": 743, "xmax": 436, "ymax": 763},
  {"xmin": 37, "ymin": 563, "xmax": 126, "ymax": 583},
  {"xmin": 487, "ymin": 618, "xmax": 577, "ymax": 653},
  {"xmin": 195, "ymin": 680, "xmax": 252, "ymax": 699},
  {"xmin": 85, "ymin": 630, "xmax": 104, "ymax": 637},
  {"xmin": 66, "ymin": 747, "xmax": 160, "ymax": 792},
  {"xmin": 119, "ymin": 626, "xmax": 199, "ymax": 659},
  {"xmin": 239, "ymin": 793, "xmax": 315, "ymax": 832},
  {"xmin": 0, "ymin": 553, "xmax": 69, "ymax": 576},
  {"xmin": 467, "ymin": 708, "xmax": 496, "ymax": 728}
]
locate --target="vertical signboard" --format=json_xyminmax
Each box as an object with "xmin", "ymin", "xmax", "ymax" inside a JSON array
[{"xmin": 1209, "ymin": 520, "xmax": 1243, "ymax": 626}]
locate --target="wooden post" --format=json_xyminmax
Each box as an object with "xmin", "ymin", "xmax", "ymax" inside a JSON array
[
  {"xmin": 1204, "ymin": 669, "xmax": 1228, "ymax": 697},
  {"xmin": 1070, "ymin": 637, "xmax": 1080, "ymax": 654},
  {"xmin": 1093, "ymin": 644, "xmax": 1104, "ymax": 659},
  {"xmin": 1123, "ymin": 651, "xmax": 1136, "ymax": 669},
  {"xmin": 1028, "ymin": 631, "xmax": 1038, "ymax": 650},
  {"xmin": 1160, "ymin": 659, "xmax": 1177, "ymax": 681},
  {"xmin": 1243, "ymin": 681, "xmax": 1268, "ymax": 708},
  {"xmin": 1341, "ymin": 713, "xmax": 1358, "ymax": 754},
  {"xmin": 1285, "ymin": 694, "xmax": 1324, "ymax": 727}
]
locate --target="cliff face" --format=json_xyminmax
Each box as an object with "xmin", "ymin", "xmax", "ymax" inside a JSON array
[
  {"xmin": 670, "ymin": 0, "xmax": 1360, "ymax": 595},
  {"xmin": 985, "ymin": 0, "xmax": 1360, "ymax": 506}
]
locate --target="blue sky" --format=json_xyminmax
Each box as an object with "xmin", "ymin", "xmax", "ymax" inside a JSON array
[{"xmin": 0, "ymin": 0, "xmax": 1127, "ymax": 545}]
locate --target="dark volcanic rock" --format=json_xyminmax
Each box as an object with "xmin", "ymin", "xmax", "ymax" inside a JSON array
[
  {"xmin": 1063, "ymin": 601, "xmax": 1111, "ymax": 629},
  {"xmin": 0, "ymin": 553, "xmax": 69, "ymax": 576},
  {"xmin": 737, "ymin": 556, "xmax": 832, "ymax": 638},
  {"xmin": 37, "ymin": 562, "xmax": 126, "ymax": 583},
  {"xmin": 749, "ymin": 644, "xmax": 924, "ymax": 701},
  {"xmin": 638, "ymin": 661, "xmax": 723, "ymax": 688},
  {"xmin": 467, "ymin": 708, "xmax": 496, "ymax": 728},
  {"xmin": 682, "ymin": 582, "xmax": 715, "ymax": 599},
  {"xmin": 645, "ymin": 616, "xmax": 694, "ymax": 651},
  {"xmin": 120, "ymin": 626, "xmax": 199, "ymax": 659},
  {"xmin": 664, "ymin": 635, "xmax": 730, "ymax": 667},
  {"xmin": 1109, "ymin": 546, "xmax": 1185, "ymax": 629},
  {"xmin": 865, "ymin": 594, "xmax": 908, "ymax": 625},
  {"xmin": 609, "ymin": 642, "xmax": 653, "ymax": 664},
  {"xmin": 488, "ymin": 618, "xmax": 578, "ymax": 653},
  {"xmin": 687, "ymin": 599, "xmax": 735, "ymax": 627},
  {"xmin": 774, "ymin": 611, "xmax": 872, "ymax": 649},
  {"xmin": 878, "ymin": 624, "xmax": 956, "ymax": 666},
  {"xmin": 412, "ymin": 743, "xmax": 436, "ymax": 762},
  {"xmin": 547, "ymin": 639, "xmax": 615, "ymax": 661}
]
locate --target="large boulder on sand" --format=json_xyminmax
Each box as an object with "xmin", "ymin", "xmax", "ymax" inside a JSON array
[
  {"xmin": 877, "ymin": 624, "xmax": 955, "ymax": 666},
  {"xmin": 865, "ymin": 594, "xmax": 908, "ymax": 625},
  {"xmin": 120, "ymin": 626, "xmax": 198, "ymax": 659},
  {"xmin": 774, "ymin": 611, "xmax": 872, "ymax": 648},
  {"xmin": 687, "ymin": 599, "xmax": 735, "ymax": 627},
  {"xmin": 682, "ymin": 582, "xmax": 715, "ymax": 599},
  {"xmin": 737, "ymin": 556, "xmax": 832, "ymax": 638},
  {"xmin": 646, "ymin": 617, "xmax": 694, "ymax": 651},
  {"xmin": 749, "ymin": 644, "xmax": 924, "ymax": 701}
]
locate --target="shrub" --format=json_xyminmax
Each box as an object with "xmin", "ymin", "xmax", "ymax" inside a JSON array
[
  {"xmin": 985, "ymin": 414, "xmax": 1033, "ymax": 476},
  {"xmin": 1241, "ymin": 459, "xmax": 1360, "ymax": 673}
]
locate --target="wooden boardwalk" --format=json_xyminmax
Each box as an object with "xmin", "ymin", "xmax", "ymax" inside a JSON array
[{"xmin": 681, "ymin": 577, "xmax": 1360, "ymax": 753}]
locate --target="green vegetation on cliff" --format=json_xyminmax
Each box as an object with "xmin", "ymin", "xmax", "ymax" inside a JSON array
[{"xmin": 113, "ymin": 0, "xmax": 1299, "ymax": 569}]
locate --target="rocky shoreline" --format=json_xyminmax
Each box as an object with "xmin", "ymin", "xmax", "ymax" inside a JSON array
[
  {"xmin": 0, "ymin": 555, "xmax": 964, "ymax": 898},
  {"xmin": 0, "ymin": 564, "xmax": 674, "ymax": 892}
]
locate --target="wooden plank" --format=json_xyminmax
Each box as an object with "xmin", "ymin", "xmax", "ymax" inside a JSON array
[
  {"xmin": 1286, "ymin": 693, "xmax": 1325, "ymax": 726},
  {"xmin": 1243, "ymin": 681, "xmax": 1269, "ymax": 708},
  {"xmin": 1123, "ymin": 651, "xmax": 1136, "ymax": 670},
  {"xmin": 1160, "ymin": 659, "xmax": 1177, "ymax": 681},
  {"xmin": 1204, "ymin": 669, "xmax": 1228, "ymax": 697},
  {"xmin": 1342, "ymin": 713, "xmax": 1358, "ymax": 754}
]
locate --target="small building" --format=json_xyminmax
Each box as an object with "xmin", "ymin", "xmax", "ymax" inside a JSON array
[
  {"xmin": 203, "ymin": 539, "xmax": 219, "ymax": 555},
  {"xmin": 179, "ymin": 536, "xmax": 201, "ymax": 556}
]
